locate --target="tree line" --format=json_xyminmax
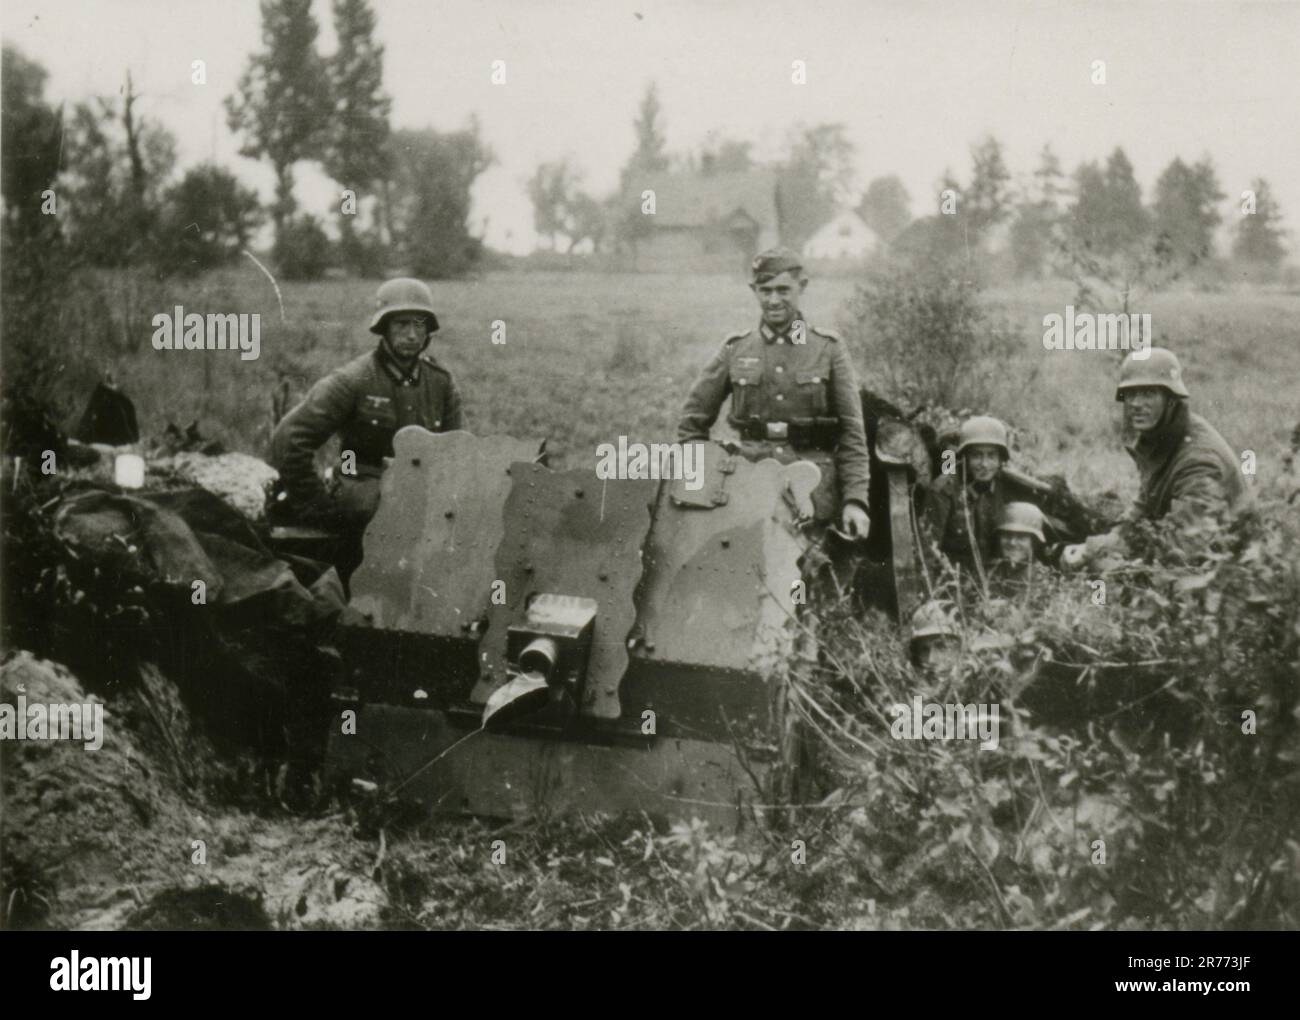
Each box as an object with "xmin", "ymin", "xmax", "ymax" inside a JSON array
[
  {"xmin": 530, "ymin": 90, "xmax": 1288, "ymax": 286},
  {"xmin": 1, "ymin": 0, "xmax": 493, "ymax": 281}
]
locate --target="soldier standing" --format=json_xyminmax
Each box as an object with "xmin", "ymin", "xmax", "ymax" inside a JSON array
[
  {"xmin": 269, "ymin": 278, "xmax": 464, "ymax": 575},
  {"xmin": 676, "ymin": 248, "xmax": 871, "ymax": 550}
]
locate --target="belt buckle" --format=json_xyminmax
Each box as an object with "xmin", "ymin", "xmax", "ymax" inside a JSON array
[{"xmin": 765, "ymin": 421, "xmax": 788, "ymax": 441}]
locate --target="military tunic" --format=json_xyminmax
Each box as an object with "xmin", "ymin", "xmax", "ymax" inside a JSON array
[
  {"xmin": 676, "ymin": 318, "xmax": 871, "ymax": 517},
  {"xmin": 1126, "ymin": 402, "xmax": 1248, "ymax": 524},
  {"xmin": 270, "ymin": 346, "xmax": 463, "ymax": 522},
  {"xmin": 921, "ymin": 472, "xmax": 1043, "ymax": 574}
]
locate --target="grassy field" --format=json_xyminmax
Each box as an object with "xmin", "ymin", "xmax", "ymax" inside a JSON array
[
  {"xmin": 55, "ymin": 265, "xmax": 1300, "ymax": 506},
  {"xmin": 19, "ymin": 264, "xmax": 1299, "ymax": 930}
]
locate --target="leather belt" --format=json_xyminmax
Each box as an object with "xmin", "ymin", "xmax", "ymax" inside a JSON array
[{"xmin": 733, "ymin": 417, "xmax": 839, "ymax": 448}]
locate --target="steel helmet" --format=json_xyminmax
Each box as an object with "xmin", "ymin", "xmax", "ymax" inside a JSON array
[
  {"xmin": 956, "ymin": 415, "xmax": 1009, "ymax": 459},
  {"xmin": 369, "ymin": 277, "xmax": 440, "ymax": 336},
  {"xmin": 997, "ymin": 501, "xmax": 1045, "ymax": 543},
  {"xmin": 1114, "ymin": 346, "xmax": 1188, "ymax": 401},
  {"xmin": 909, "ymin": 600, "xmax": 960, "ymax": 643}
]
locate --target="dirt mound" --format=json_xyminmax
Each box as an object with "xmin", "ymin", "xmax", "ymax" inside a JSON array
[{"xmin": 1, "ymin": 652, "xmax": 387, "ymax": 931}]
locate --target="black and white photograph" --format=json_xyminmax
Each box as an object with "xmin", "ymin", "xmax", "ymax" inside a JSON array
[{"xmin": 1, "ymin": 0, "xmax": 1297, "ymax": 965}]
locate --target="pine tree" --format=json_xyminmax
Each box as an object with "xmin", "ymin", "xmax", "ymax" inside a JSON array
[
  {"xmin": 1152, "ymin": 156, "xmax": 1224, "ymax": 266},
  {"xmin": 1233, "ymin": 177, "xmax": 1286, "ymax": 272},
  {"xmin": 619, "ymin": 82, "xmax": 669, "ymax": 193},
  {"xmin": 1068, "ymin": 147, "xmax": 1148, "ymax": 254},
  {"xmin": 966, "ymin": 135, "xmax": 1011, "ymax": 237}
]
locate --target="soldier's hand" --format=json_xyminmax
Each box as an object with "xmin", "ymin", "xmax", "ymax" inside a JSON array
[
  {"xmin": 1060, "ymin": 544, "xmax": 1087, "ymax": 571},
  {"xmin": 840, "ymin": 503, "xmax": 870, "ymax": 541}
]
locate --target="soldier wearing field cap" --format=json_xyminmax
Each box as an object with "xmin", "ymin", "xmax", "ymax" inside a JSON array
[
  {"xmin": 269, "ymin": 277, "xmax": 464, "ymax": 544},
  {"xmin": 676, "ymin": 247, "xmax": 871, "ymax": 541}
]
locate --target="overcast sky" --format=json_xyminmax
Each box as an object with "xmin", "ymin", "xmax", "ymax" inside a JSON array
[{"xmin": 4, "ymin": 0, "xmax": 1298, "ymax": 254}]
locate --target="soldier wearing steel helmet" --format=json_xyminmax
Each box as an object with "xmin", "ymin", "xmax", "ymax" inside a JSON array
[
  {"xmin": 908, "ymin": 599, "xmax": 962, "ymax": 674},
  {"xmin": 1115, "ymin": 346, "xmax": 1247, "ymax": 523},
  {"xmin": 269, "ymin": 278, "xmax": 464, "ymax": 537},
  {"xmin": 988, "ymin": 501, "xmax": 1049, "ymax": 593},
  {"xmin": 676, "ymin": 248, "xmax": 872, "ymax": 542},
  {"xmin": 919, "ymin": 415, "xmax": 1038, "ymax": 576},
  {"xmin": 1062, "ymin": 347, "xmax": 1250, "ymax": 570},
  {"xmin": 995, "ymin": 501, "xmax": 1046, "ymax": 565}
]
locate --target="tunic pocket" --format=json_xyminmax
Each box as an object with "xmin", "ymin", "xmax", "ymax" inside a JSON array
[
  {"xmin": 794, "ymin": 370, "xmax": 829, "ymax": 416},
  {"xmin": 349, "ymin": 399, "xmax": 399, "ymax": 463},
  {"xmin": 729, "ymin": 364, "xmax": 762, "ymax": 419}
]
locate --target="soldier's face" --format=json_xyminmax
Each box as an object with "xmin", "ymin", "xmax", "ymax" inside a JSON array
[
  {"xmin": 1122, "ymin": 386, "xmax": 1168, "ymax": 432},
  {"xmin": 914, "ymin": 636, "xmax": 962, "ymax": 675},
  {"xmin": 964, "ymin": 446, "xmax": 1002, "ymax": 484},
  {"xmin": 998, "ymin": 531, "xmax": 1034, "ymax": 565},
  {"xmin": 750, "ymin": 272, "xmax": 806, "ymax": 332},
  {"xmin": 384, "ymin": 314, "xmax": 428, "ymax": 362}
]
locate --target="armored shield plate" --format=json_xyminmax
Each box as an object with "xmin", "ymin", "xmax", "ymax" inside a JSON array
[
  {"xmin": 668, "ymin": 441, "xmax": 734, "ymax": 508},
  {"xmin": 636, "ymin": 457, "xmax": 819, "ymax": 676},
  {"xmin": 476, "ymin": 463, "xmax": 656, "ymax": 719},
  {"xmin": 348, "ymin": 428, "xmax": 541, "ymax": 634}
]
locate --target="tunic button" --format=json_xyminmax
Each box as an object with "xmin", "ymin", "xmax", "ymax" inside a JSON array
[
  {"xmin": 775, "ymin": 394, "xmax": 784, "ymax": 401},
  {"xmin": 774, "ymin": 366, "xmax": 784, "ymax": 374}
]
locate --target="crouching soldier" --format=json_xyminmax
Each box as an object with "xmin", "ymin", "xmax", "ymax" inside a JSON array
[
  {"xmin": 1116, "ymin": 347, "xmax": 1247, "ymax": 524},
  {"xmin": 1063, "ymin": 347, "xmax": 1249, "ymax": 569},
  {"xmin": 676, "ymin": 247, "xmax": 871, "ymax": 590},
  {"xmin": 269, "ymin": 278, "xmax": 464, "ymax": 578}
]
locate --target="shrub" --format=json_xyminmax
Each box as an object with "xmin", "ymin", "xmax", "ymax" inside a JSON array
[
  {"xmin": 273, "ymin": 215, "xmax": 332, "ymax": 281},
  {"xmin": 154, "ymin": 164, "xmax": 263, "ymax": 278},
  {"xmin": 839, "ymin": 258, "xmax": 1029, "ymax": 411},
  {"xmin": 791, "ymin": 483, "xmax": 1300, "ymax": 929}
]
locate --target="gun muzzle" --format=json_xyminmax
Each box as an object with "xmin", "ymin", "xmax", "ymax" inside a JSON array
[{"xmin": 518, "ymin": 636, "xmax": 560, "ymax": 683}]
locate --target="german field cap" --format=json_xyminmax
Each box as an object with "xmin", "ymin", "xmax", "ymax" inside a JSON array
[{"xmin": 750, "ymin": 247, "xmax": 804, "ymax": 283}]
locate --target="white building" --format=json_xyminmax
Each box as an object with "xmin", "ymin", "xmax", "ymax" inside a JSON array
[{"xmin": 804, "ymin": 210, "xmax": 882, "ymax": 260}]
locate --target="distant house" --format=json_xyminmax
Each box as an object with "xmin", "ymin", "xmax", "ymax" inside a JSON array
[
  {"xmin": 804, "ymin": 210, "xmax": 882, "ymax": 260},
  {"xmin": 632, "ymin": 169, "xmax": 779, "ymax": 271}
]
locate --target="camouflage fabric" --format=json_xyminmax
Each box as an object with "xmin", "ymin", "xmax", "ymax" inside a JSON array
[{"xmin": 675, "ymin": 318, "xmax": 870, "ymax": 511}]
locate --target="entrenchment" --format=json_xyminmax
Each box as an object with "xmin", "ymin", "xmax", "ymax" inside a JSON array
[{"xmin": 0, "ymin": 652, "xmax": 386, "ymax": 931}]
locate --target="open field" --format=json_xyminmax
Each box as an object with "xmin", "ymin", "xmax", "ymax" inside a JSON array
[
  {"xmin": 53, "ymin": 266, "xmax": 1300, "ymax": 508},
  {"xmin": 11, "ymin": 265, "xmax": 1298, "ymax": 931}
]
